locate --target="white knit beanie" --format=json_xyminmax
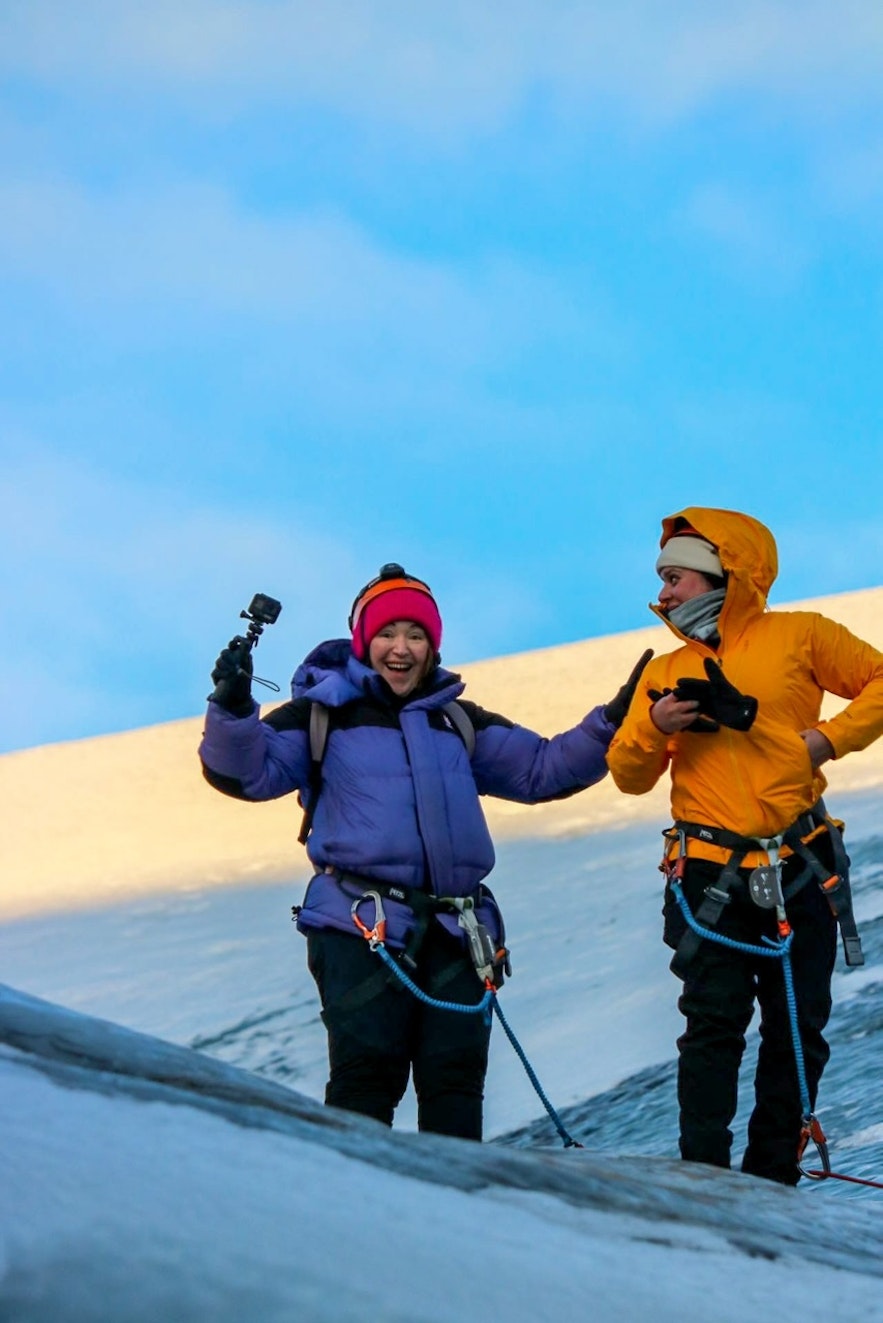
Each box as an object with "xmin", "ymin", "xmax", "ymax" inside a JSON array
[{"xmin": 656, "ymin": 534, "xmax": 723, "ymax": 579}]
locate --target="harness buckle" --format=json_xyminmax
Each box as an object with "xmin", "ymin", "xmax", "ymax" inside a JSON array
[
  {"xmin": 842, "ymin": 935, "xmax": 865, "ymax": 967},
  {"xmin": 820, "ymin": 873, "xmax": 848, "ymax": 915}
]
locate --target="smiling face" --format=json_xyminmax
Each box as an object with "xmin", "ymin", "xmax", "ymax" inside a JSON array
[
  {"xmin": 658, "ymin": 566, "xmax": 717, "ymax": 614},
  {"xmin": 368, "ymin": 620, "xmax": 433, "ymax": 697}
]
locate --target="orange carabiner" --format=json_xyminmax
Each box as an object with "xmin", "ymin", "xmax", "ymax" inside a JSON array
[
  {"xmin": 351, "ymin": 890, "xmax": 387, "ymax": 947},
  {"xmin": 798, "ymin": 1113, "xmax": 830, "ymax": 1180}
]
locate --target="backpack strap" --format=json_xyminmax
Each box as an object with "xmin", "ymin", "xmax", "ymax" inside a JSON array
[
  {"xmin": 297, "ymin": 699, "xmax": 475, "ymax": 845},
  {"xmin": 297, "ymin": 701, "xmax": 331, "ymax": 845},
  {"xmin": 309, "ymin": 699, "xmax": 330, "ymax": 763},
  {"xmin": 443, "ymin": 701, "xmax": 475, "ymax": 758}
]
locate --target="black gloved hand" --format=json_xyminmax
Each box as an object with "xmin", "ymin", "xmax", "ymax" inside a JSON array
[
  {"xmin": 679, "ymin": 707, "xmax": 721, "ymax": 734},
  {"xmin": 648, "ymin": 684, "xmax": 719, "ymax": 733},
  {"xmin": 604, "ymin": 648, "xmax": 654, "ymax": 728},
  {"xmin": 209, "ymin": 636, "xmax": 254, "ymax": 715},
  {"xmin": 673, "ymin": 658, "xmax": 758, "ymax": 732}
]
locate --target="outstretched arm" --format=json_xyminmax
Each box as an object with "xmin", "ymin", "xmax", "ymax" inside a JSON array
[
  {"xmin": 466, "ymin": 651, "xmax": 655, "ymax": 803},
  {"xmin": 468, "ymin": 704, "xmax": 615, "ymax": 803}
]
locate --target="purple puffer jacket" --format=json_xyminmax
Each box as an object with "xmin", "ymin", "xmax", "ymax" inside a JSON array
[{"xmin": 199, "ymin": 640, "xmax": 615, "ymax": 950}]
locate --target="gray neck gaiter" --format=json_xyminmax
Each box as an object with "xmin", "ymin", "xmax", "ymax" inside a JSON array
[{"xmin": 667, "ymin": 587, "xmax": 727, "ymax": 643}]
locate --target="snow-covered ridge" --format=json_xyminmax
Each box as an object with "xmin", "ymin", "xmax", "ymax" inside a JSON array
[
  {"xmin": 3, "ymin": 980, "xmax": 882, "ymax": 1323},
  {"xmin": 3, "ymin": 586, "xmax": 882, "ymax": 921}
]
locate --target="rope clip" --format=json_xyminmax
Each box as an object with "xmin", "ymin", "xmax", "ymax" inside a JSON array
[
  {"xmin": 660, "ymin": 826, "xmax": 687, "ymax": 882},
  {"xmin": 798, "ymin": 1113, "xmax": 831, "ymax": 1180},
  {"xmin": 448, "ymin": 896, "xmax": 498, "ymax": 985}
]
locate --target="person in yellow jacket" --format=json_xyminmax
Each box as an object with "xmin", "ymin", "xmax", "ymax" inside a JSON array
[{"xmin": 607, "ymin": 506, "xmax": 883, "ymax": 1185}]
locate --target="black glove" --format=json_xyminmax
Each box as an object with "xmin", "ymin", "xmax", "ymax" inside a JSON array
[
  {"xmin": 673, "ymin": 658, "xmax": 758, "ymax": 732},
  {"xmin": 604, "ymin": 648, "xmax": 654, "ymax": 728},
  {"xmin": 209, "ymin": 636, "xmax": 254, "ymax": 715},
  {"xmin": 647, "ymin": 683, "xmax": 719, "ymax": 734}
]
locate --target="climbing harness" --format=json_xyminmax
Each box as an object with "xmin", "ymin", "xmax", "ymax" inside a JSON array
[
  {"xmin": 312, "ymin": 868, "xmax": 510, "ymax": 982},
  {"xmin": 349, "ymin": 888, "xmax": 582, "ymax": 1149},
  {"xmin": 668, "ymin": 841, "xmax": 881, "ymax": 1190},
  {"xmin": 663, "ymin": 801, "xmax": 863, "ymax": 974}
]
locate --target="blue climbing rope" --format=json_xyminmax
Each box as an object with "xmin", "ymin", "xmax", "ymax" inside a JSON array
[
  {"xmin": 371, "ymin": 940, "xmax": 582, "ymax": 1148},
  {"xmin": 779, "ymin": 942, "xmax": 813, "ymax": 1120},
  {"xmin": 489, "ymin": 991, "xmax": 582, "ymax": 1148},
  {"xmin": 670, "ymin": 882, "xmax": 794, "ymax": 961},
  {"xmin": 694, "ymin": 903, "xmax": 883, "ymax": 1187},
  {"xmin": 373, "ymin": 942, "xmax": 495, "ymax": 1020},
  {"xmin": 670, "ymin": 879, "xmax": 817, "ymax": 1143}
]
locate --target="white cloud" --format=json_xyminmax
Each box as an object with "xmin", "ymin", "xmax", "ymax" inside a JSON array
[
  {"xmin": 817, "ymin": 139, "xmax": 883, "ymax": 212},
  {"xmin": 0, "ymin": 177, "xmax": 618, "ymax": 381},
  {"xmin": 676, "ymin": 181, "xmax": 811, "ymax": 281},
  {"xmin": 2, "ymin": 2, "xmax": 883, "ymax": 134}
]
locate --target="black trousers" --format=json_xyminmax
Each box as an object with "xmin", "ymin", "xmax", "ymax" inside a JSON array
[
  {"xmin": 306, "ymin": 922, "xmax": 492, "ymax": 1140},
  {"xmin": 663, "ymin": 848, "xmax": 838, "ymax": 1185}
]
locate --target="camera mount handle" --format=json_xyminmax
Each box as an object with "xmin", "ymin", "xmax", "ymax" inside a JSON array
[
  {"xmin": 208, "ymin": 594, "xmax": 283, "ymax": 704},
  {"xmin": 235, "ymin": 608, "xmax": 281, "ymax": 689}
]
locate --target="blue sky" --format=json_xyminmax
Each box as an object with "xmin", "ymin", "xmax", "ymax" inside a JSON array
[{"xmin": 2, "ymin": 1, "xmax": 882, "ymax": 753}]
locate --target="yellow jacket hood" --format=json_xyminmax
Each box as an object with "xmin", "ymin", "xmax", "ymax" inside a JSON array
[{"xmin": 657, "ymin": 507, "xmax": 777, "ymax": 642}]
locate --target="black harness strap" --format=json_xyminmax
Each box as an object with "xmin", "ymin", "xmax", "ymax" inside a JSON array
[
  {"xmin": 782, "ymin": 803, "xmax": 863, "ymax": 967},
  {"xmin": 319, "ymin": 964, "xmax": 398, "ymax": 1021},
  {"xmin": 674, "ymin": 814, "xmax": 816, "ymax": 859},
  {"xmin": 667, "ymin": 837, "xmax": 748, "ymax": 978}
]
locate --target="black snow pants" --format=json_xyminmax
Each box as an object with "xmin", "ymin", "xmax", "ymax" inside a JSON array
[
  {"xmin": 663, "ymin": 840, "xmax": 838, "ymax": 1186},
  {"xmin": 306, "ymin": 921, "xmax": 492, "ymax": 1140}
]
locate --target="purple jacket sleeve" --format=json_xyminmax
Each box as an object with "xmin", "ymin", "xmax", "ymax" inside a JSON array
[
  {"xmin": 470, "ymin": 705, "xmax": 615, "ymax": 803},
  {"xmin": 198, "ymin": 702, "xmax": 312, "ymax": 801}
]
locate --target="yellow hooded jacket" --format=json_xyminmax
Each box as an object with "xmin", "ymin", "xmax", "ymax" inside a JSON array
[{"xmin": 607, "ymin": 507, "xmax": 883, "ymax": 866}]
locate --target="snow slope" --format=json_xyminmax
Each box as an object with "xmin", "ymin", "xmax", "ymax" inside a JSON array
[{"xmin": 2, "ymin": 983, "xmax": 881, "ymax": 1323}]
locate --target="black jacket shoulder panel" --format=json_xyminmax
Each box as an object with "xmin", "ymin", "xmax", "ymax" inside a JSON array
[
  {"xmin": 201, "ymin": 763, "xmax": 252, "ymax": 800},
  {"xmin": 262, "ymin": 697, "xmax": 313, "ymax": 733},
  {"xmin": 323, "ymin": 698, "xmax": 401, "ymax": 733},
  {"xmin": 455, "ymin": 699, "xmax": 515, "ymax": 732},
  {"xmin": 264, "ymin": 695, "xmax": 403, "ymax": 740}
]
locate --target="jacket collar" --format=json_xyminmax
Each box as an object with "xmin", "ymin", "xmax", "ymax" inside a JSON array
[{"xmin": 292, "ymin": 638, "xmax": 464, "ymax": 710}]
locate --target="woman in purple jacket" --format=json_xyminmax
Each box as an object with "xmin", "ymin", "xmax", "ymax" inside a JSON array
[{"xmin": 200, "ymin": 563, "xmax": 650, "ymax": 1140}]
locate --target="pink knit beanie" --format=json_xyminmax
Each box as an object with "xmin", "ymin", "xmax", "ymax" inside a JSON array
[{"xmin": 349, "ymin": 565, "xmax": 443, "ymax": 660}]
